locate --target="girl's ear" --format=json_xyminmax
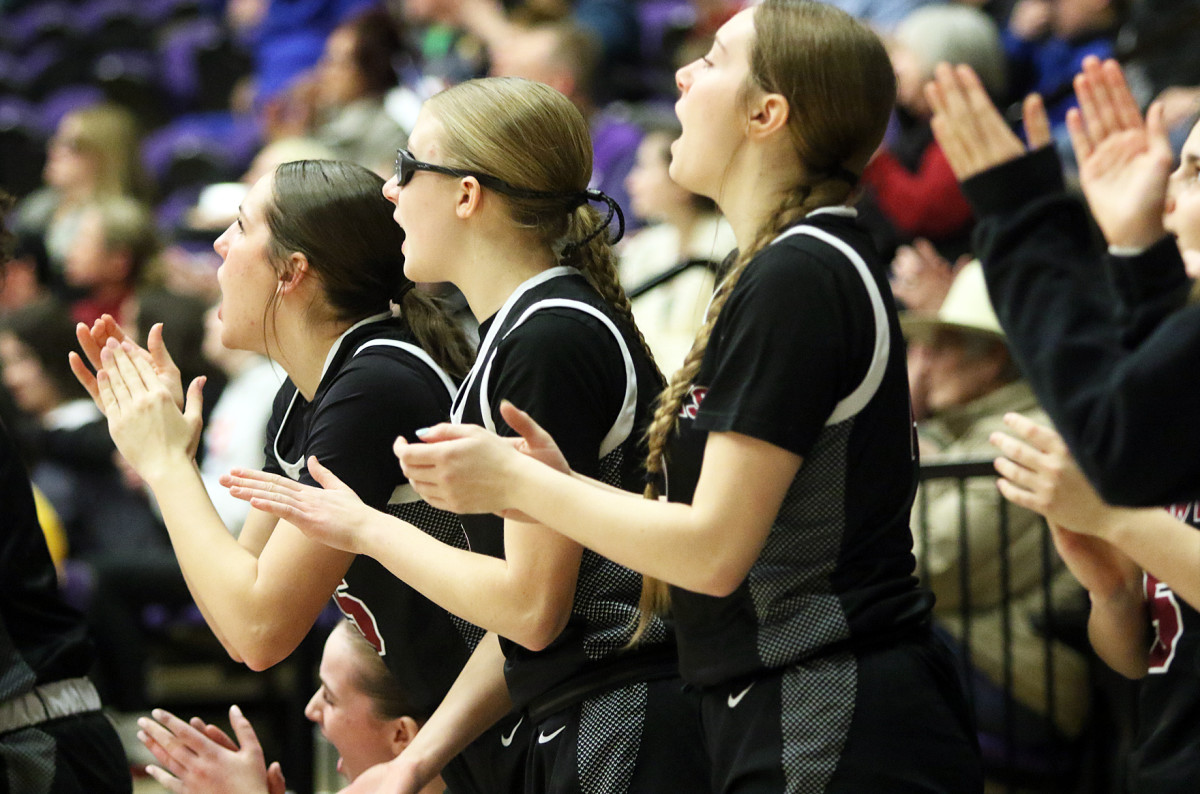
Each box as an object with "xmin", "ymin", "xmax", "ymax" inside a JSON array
[
  {"xmin": 277, "ymin": 254, "xmax": 310, "ymax": 295},
  {"xmin": 746, "ymin": 92, "xmax": 790, "ymax": 141},
  {"xmin": 389, "ymin": 715, "xmax": 421, "ymax": 754},
  {"xmin": 455, "ymin": 177, "xmax": 484, "ymax": 220}
]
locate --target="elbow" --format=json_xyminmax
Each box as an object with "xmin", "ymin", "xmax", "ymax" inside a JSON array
[
  {"xmin": 232, "ymin": 622, "xmax": 295, "ymax": 672},
  {"xmin": 691, "ymin": 558, "xmax": 751, "ymax": 598},
  {"xmin": 509, "ymin": 601, "xmax": 572, "ymax": 653}
]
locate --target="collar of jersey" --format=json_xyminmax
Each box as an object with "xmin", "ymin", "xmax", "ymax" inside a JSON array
[
  {"xmin": 316, "ymin": 310, "xmax": 395, "ymax": 389},
  {"xmin": 451, "ymin": 266, "xmax": 575, "ymax": 424}
]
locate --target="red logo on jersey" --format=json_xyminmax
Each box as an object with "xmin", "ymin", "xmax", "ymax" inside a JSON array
[
  {"xmin": 333, "ymin": 581, "xmax": 387, "ymax": 656},
  {"xmin": 679, "ymin": 386, "xmax": 709, "ymax": 420},
  {"xmin": 1145, "ymin": 573, "xmax": 1183, "ymax": 674}
]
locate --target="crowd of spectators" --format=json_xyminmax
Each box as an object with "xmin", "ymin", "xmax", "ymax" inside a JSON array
[{"xmin": 1, "ymin": 0, "xmax": 1199, "ymax": 787}]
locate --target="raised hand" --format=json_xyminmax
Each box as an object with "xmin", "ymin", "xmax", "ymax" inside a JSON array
[
  {"xmin": 69, "ymin": 315, "xmax": 186, "ymax": 412},
  {"xmin": 989, "ymin": 412, "xmax": 1137, "ymax": 539},
  {"xmin": 889, "ymin": 238, "xmax": 968, "ymax": 313},
  {"xmin": 393, "ymin": 401, "xmax": 566, "ymax": 516},
  {"xmin": 96, "ymin": 338, "xmax": 206, "ymax": 475},
  {"xmin": 221, "ymin": 457, "xmax": 373, "ymax": 554},
  {"xmin": 137, "ymin": 705, "xmax": 279, "ymax": 794},
  {"xmin": 1066, "ymin": 56, "xmax": 1174, "ymax": 249},
  {"xmin": 927, "ymin": 63, "xmax": 1052, "ymax": 181}
]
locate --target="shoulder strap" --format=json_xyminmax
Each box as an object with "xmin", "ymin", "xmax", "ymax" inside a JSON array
[
  {"xmin": 352, "ymin": 339, "xmax": 457, "ymax": 400},
  {"xmin": 771, "ymin": 225, "xmax": 891, "ymax": 426}
]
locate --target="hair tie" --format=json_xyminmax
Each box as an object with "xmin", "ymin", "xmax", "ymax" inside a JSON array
[
  {"xmin": 563, "ymin": 189, "xmax": 626, "ymax": 257},
  {"xmin": 831, "ymin": 166, "xmax": 860, "ymax": 187},
  {"xmin": 394, "ymin": 280, "xmax": 416, "ymax": 303}
]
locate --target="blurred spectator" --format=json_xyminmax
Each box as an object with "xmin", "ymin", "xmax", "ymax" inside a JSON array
[
  {"xmin": 860, "ymin": 3, "xmax": 1004, "ymax": 259},
  {"xmin": 618, "ymin": 120, "xmax": 733, "ymax": 375},
  {"xmin": 63, "ymin": 197, "xmax": 160, "ymax": 327},
  {"xmin": 0, "ymin": 298, "xmax": 165, "ymax": 559},
  {"xmin": 819, "ymin": 0, "xmax": 944, "ymax": 33},
  {"xmin": 904, "ymin": 262, "xmax": 1090, "ymax": 745},
  {"xmin": 250, "ymin": 0, "xmax": 379, "ymax": 105},
  {"xmin": 890, "ymin": 237, "xmax": 970, "ymax": 317},
  {"xmin": 1002, "ymin": 0, "xmax": 1124, "ymax": 132},
  {"xmin": 12, "ymin": 104, "xmax": 151, "ymax": 276},
  {"xmin": 198, "ymin": 304, "xmax": 281, "ymax": 533},
  {"xmin": 265, "ymin": 8, "xmax": 412, "ymax": 173},
  {"xmin": 0, "ymin": 232, "xmax": 53, "ymax": 314},
  {"xmin": 490, "ymin": 22, "xmax": 641, "ymax": 225}
]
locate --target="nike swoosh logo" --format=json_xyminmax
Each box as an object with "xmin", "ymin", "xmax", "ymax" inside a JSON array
[
  {"xmin": 500, "ymin": 717, "xmax": 523, "ymax": 747},
  {"xmin": 727, "ymin": 683, "xmax": 754, "ymax": 708},
  {"xmin": 537, "ymin": 725, "xmax": 566, "ymax": 744}
]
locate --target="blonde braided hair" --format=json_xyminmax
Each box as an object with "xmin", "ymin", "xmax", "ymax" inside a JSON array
[{"xmin": 630, "ymin": 0, "xmax": 895, "ymax": 642}]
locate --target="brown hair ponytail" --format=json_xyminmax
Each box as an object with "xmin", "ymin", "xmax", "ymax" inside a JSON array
[
  {"xmin": 399, "ymin": 287, "xmax": 475, "ymax": 381},
  {"xmin": 562, "ymin": 200, "xmax": 667, "ymax": 391},
  {"xmin": 632, "ymin": 0, "xmax": 895, "ymax": 641}
]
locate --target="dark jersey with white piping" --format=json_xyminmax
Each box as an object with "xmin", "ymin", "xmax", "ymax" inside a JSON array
[
  {"xmin": 662, "ymin": 209, "xmax": 932, "ymax": 685},
  {"xmin": 1126, "ymin": 508, "xmax": 1200, "ymax": 793},
  {"xmin": 262, "ymin": 313, "xmax": 484, "ymax": 717},
  {"xmin": 451, "ymin": 268, "xmax": 673, "ymax": 709}
]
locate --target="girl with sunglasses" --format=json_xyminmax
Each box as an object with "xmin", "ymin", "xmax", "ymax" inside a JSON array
[
  {"xmin": 226, "ymin": 78, "xmax": 709, "ymax": 793},
  {"xmin": 71, "ymin": 160, "xmax": 527, "ymax": 794},
  {"xmin": 365, "ymin": 2, "xmax": 986, "ymax": 791}
]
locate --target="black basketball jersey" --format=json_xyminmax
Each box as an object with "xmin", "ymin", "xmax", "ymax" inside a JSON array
[
  {"xmin": 450, "ymin": 267, "xmax": 675, "ymax": 709},
  {"xmin": 262, "ymin": 312, "xmax": 482, "ymax": 718},
  {"xmin": 1129, "ymin": 501, "xmax": 1200, "ymax": 793},
  {"xmin": 661, "ymin": 209, "xmax": 933, "ymax": 686}
]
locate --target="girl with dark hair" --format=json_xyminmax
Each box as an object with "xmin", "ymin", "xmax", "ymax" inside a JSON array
[
  {"xmin": 225, "ymin": 78, "xmax": 709, "ymax": 794},
  {"xmin": 358, "ymin": 2, "xmax": 984, "ymax": 791},
  {"xmin": 71, "ymin": 160, "xmax": 518, "ymax": 793}
]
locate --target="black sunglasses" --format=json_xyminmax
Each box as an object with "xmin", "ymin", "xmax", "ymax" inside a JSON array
[{"xmin": 394, "ymin": 148, "xmax": 577, "ymax": 201}]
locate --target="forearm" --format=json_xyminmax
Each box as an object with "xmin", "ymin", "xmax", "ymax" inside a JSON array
[
  {"xmin": 1105, "ymin": 509, "xmax": 1200, "ymax": 613},
  {"xmin": 357, "ymin": 511, "xmax": 575, "ymax": 649},
  {"xmin": 967, "ymin": 150, "xmax": 1200, "ymax": 505},
  {"xmin": 144, "ymin": 458, "xmax": 322, "ymax": 668},
  {"xmin": 508, "ymin": 454, "xmax": 757, "ymax": 597},
  {"xmin": 1087, "ymin": 585, "xmax": 1149, "ymax": 679},
  {"xmin": 397, "ymin": 633, "xmax": 513, "ymax": 786}
]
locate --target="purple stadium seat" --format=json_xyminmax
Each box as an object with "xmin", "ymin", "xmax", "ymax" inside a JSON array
[
  {"xmin": 6, "ymin": 2, "xmax": 73, "ymax": 52},
  {"xmin": 158, "ymin": 17, "xmax": 224, "ymax": 109},
  {"xmin": 38, "ymin": 85, "xmax": 106, "ymax": 135}
]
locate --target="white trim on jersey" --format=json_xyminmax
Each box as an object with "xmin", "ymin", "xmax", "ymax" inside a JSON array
[
  {"xmin": 272, "ymin": 314, "xmax": 451, "ymax": 482},
  {"xmin": 503, "ymin": 298, "xmax": 637, "ymax": 458},
  {"xmin": 353, "ymin": 339, "xmax": 458, "ymax": 399},
  {"xmin": 350, "ymin": 339, "xmax": 459, "ymax": 506},
  {"xmin": 769, "ymin": 222, "xmax": 890, "ymax": 426},
  {"xmin": 451, "ymin": 266, "xmax": 575, "ymax": 424}
]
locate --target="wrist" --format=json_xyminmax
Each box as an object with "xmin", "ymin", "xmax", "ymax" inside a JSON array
[{"xmin": 141, "ymin": 452, "xmax": 198, "ymax": 490}]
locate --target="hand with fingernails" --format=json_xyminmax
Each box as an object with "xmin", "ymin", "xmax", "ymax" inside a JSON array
[{"xmin": 137, "ymin": 705, "xmax": 285, "ymax": 794}]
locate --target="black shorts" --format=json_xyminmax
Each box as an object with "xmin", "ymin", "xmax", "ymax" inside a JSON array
[
  {"xmin": 0, "ymin": 710, "xmax": 130, "ymax": 794},
  {"xmin": 443, "ymin": 712, "xmax": 530, "ymax": 794},
  {"xmin": 524, "ymin": 675, "xmax": 710, "ymax": 794},
  {"xmin": 701, "ymin": 634, "xmax": 982, "ymax": 793}
]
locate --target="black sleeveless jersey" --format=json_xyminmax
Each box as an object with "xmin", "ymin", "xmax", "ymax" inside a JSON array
[
  {"xmin": 662, "ymin": 209, "xmax": 933, "ymax": 686},
  {"xmin": 450, "ymin": 267, "xmax": 675, "ymax": 709},
  {"xmin": 262, "ymin": 312, "xmax": 482, "ymax": 718}
]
